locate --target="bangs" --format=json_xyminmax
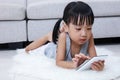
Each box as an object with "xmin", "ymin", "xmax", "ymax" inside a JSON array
[{"xmin": 69, "ymin": 14, "xmax": 94, "ymax": 26}]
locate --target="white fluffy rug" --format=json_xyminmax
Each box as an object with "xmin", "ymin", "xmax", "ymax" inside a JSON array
[{"xmin": 10, "ymin": 44, "xmax": 120, "ymax": 80}]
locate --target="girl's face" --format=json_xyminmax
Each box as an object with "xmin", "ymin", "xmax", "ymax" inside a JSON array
[{"xmin": 67, "ymin": 22, "xmax": 92, "ymax": 45}]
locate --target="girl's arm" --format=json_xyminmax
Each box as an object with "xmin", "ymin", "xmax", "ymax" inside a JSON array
[
  {"xmin": 56, "ymin": 32, "xmax": 75, "ymax": 69},
  {"xmin": 88, "ymin": 34, "xmax": 97, "ymax": 58},
  {"xmin": 25, "ymin": 32, "xmax": 52, "ymax": 52}
]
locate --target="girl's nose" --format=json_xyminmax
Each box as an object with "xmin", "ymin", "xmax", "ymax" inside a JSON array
[{"xmin": 81, "ymin": 29, "xmax": 87, "ymax": 37}]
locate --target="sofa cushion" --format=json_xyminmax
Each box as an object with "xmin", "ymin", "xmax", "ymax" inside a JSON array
[
  {"xmin": 27, "ymin": 0, "xmax": 120, "ymax": 19},
  {"xmin": 0, "ymin": 0, "xmax": 26, "ymax": 20},
  {"xmin": 0, "ymin": 21, "xmax": 26, "ymax": 43},
  {"xmin": 27, "ymin": 17, "xmax": 120, "ymax": 41},
  {"xmin": 28, "ymin": 20, "xmax": 57, "ymax": 41},
  {"xmin": 93, "ymin": 17, "xmax": 120, "ymax": 38}
]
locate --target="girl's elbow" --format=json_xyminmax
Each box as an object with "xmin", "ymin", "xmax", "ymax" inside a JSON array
[
  {"xmin": 25, "ymin": 47, "xmax": 30, "ymax": 53},
  {"xmin": 56, "ymin": 60, "xmax": 61, "ymax": 67},
  {"xmin": 56, "ymin": 60, "xmax": 59, "ymax": 66}
]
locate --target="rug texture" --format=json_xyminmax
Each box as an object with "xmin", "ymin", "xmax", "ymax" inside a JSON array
[{"xmin": 10, "ymin": 44, "xmax": 120, "ymax": 80}]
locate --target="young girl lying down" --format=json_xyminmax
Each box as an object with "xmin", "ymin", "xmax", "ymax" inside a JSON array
[{"xmin": 25, "ymin": 1, "xmax": 104, "ymax": 71}]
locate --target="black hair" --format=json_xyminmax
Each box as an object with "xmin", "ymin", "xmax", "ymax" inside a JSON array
[
  {"xmin": 52, "ymin": 1, "xmax": 94, "ymax": 44},
  {"xmin": 52, "ymin": 19, "xmax": 62, "ymax": 44}
]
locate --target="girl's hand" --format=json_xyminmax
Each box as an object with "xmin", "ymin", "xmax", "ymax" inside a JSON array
[
  {"xmin": 59, "ymin": 25, "xmax": 65, "ymax": 33},
  {"xmin": 72, "ymin": 53, "xmax": 90, "ymax": 68},
  {"xmin": 25, "ymin": 49, "xmax": 29, "ymax": 54},
  {"xmin": 91, "ymin": 60, "xmax": 105, "ymax": 71}
]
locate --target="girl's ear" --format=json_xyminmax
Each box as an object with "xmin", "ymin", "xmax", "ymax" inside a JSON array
[{"xmin": 63, "ymin": 21, "xmax": 68, "ymax": 32}]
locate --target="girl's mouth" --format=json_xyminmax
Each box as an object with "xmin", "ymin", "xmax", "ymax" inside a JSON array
[{"xmin": 80, "ymin": 39, "xmax": 87, "ymax": 43}]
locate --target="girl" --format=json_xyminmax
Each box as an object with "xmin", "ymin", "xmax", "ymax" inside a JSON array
[{"xmin": 25, "ymin": 1, "xmax": 104, "ymax": 71}]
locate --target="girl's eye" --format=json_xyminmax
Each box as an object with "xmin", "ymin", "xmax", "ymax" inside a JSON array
[
  {"xmin": 76, "ymin": 28, "xmax": 81, "ymax": 30},
  {"xmin": 87, "ymin": 28, "xmax": 92, "ymax": 30}
]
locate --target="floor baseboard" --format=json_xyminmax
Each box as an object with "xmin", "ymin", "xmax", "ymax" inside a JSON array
[{"xmin": 0, "ymin": 37, "xmax": 120, "ymax": 50}]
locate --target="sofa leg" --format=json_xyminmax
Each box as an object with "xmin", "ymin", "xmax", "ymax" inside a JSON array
[
  {"xmin": 0, "ymin": 41, "xmax": 31, "ymax": 50},
  {"xmin": 8, "ymin": 42, "xmax": 24, "ymax": 49}
]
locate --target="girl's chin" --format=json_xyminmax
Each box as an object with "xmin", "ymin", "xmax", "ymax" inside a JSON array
[
  {"xmin": 78, "ymin": 41, "xmax": 87, "ymax": 44},
  {"xmin": 79, "ymin": 42, "xmax": 85, "ymax": 45}
]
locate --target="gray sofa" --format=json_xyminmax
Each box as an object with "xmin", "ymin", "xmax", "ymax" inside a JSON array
[
  {"xmin": 0, "ymin": 0, "xmax": 26, "ymax": 44},
  {"xmin": 0, "ymin": 0, "xmax": 120, "ymax": 44}
]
